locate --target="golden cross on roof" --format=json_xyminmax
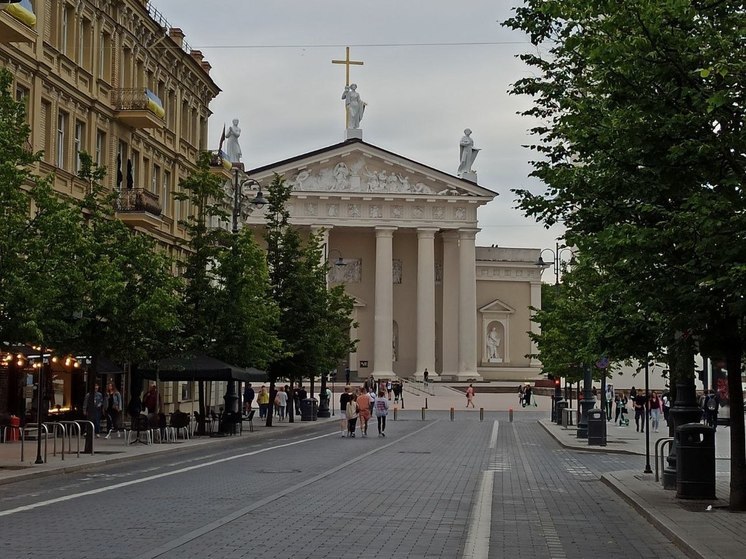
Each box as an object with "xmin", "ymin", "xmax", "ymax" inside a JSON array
[
  {"xmin": 332, "ymin": 47, "xmax": 364, "ymax": 128},
  {"xmin": 332, "ymin": 46, "xmax": 364, "ymax": 87}
]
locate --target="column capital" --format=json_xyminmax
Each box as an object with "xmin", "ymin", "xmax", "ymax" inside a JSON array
[
  {"xmin": 458, "ymin": 228, "xmax": 480, "ymax": 241},
  {"xmin": 375, "ymin": 226, "xmax": 398, "ymax": 238},
  {"xmin": 417, "ymin": 227, "xmax": 439, "ymax": 240},
  {"xmin": 441, "ymin": 230, "xmax": 461, "ymax": 243}
]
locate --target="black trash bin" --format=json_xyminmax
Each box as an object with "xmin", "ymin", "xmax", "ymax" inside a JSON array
[
  {"xmin": 676, "ymin": 423, "xmax": 715, "ymax": 499},
  {"xmin": 300, "ymin": 398, "xmax": 318, "ymax": 421},
  {"xmin": 587, "ymin": 408, "xmax": 606, "ymax": 445},
  {"xmin": 555, "ymin": 401, "xmax": 568, "ymax": 425}
]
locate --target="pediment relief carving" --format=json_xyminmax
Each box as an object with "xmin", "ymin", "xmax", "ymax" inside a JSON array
[{"xmin": 287, "ymin": 157, "xmax": 475, "ymax": 197}]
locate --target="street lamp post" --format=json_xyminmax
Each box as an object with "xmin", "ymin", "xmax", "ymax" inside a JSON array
[
  {"xmin": 318, "ymin": 248, "xmax": 346, "ymax": 419},
  {"xmin": 536, "ymin": 242, "xmax": 575, "ymax": 419},
  {"xmin": 220, "ymin": 166, "xmax": 268, "ymax": 434}
]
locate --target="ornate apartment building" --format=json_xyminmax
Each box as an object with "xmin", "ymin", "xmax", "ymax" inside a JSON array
[{"xmin": 0, "ymin": 0, "xmax": 222, "ymax": 255}]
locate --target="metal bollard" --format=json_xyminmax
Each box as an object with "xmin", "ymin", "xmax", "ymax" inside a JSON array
[
  {"xmin": 425, "ymin": 397, "xmax": 428, "ymax": 409},
  {"xmin": 509, "ymin": 408, "xmax": 513, "ymax": 422},
  {"xmin": 480, "ymin": 408, "xmax": 484, "ymax": 421},
  {"xmin": 450, "ymin": 407, "xmax": 454, "ymax": 421},
  {"xmin": 393, "ymin": 407, "xmax": 398, "ymax": 421},
  {"xmin": 421, "ymin": 407, "xmax": 426, "ymax": 421}
]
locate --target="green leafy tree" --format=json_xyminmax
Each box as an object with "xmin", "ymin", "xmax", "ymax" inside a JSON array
[
  {"xmin": 264, "ymin": 174, "xmax": 356, "ymax": 425},
  {"xmin": 64, "ymin": 153, "xmax": 182, "ymax": 387},
  {"xmin": 505, "ymin": 1, "xmax": 746, "ymax": 508}
]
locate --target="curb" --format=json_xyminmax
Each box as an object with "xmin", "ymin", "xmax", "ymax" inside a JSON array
[
  {"xmin": 600, "ymin": 472, "xmax": 705, "ymax": 559},
  {"xmin": 537, "ymin": 419, "xmax": 642, "ymax": 455}
]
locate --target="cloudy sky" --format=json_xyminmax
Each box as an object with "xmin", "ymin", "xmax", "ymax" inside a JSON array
[{"xmin": 150, "ymin": 0, "xmax": 564, "ymax": 255}]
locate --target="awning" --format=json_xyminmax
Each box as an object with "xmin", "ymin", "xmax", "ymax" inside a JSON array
[{"xmin": 140, "ymin": 353, "xmax": 267, "ymax": 383}]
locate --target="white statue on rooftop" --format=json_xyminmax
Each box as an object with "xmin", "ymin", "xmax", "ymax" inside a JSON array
[
  {"xmin": 458, "ymin": 128, "xmax": 480, "ymax": 180},
  {"xmin": 224, "ymin": 118, "xmax": 242, "ymax": 163},
  {"xmin": 342, "ymin": 84, "xmax": 365, "ymax": 129}
]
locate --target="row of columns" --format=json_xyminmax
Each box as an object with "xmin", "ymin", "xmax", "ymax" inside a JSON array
[{"xmin": 372, "ymin": 227, "xmax": 479, "ymax": 380}]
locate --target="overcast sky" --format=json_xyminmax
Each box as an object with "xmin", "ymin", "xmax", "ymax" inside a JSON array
[{"xmin": 150, "ymin": 0, "xmax": 564, "ymax": 257}]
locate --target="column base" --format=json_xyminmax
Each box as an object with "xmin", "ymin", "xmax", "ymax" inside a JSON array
[
  {"xmin": 371, "ymin": 371, "xmax": 397, "ymax": 380},
  {"xmin": 413, "ymin": 372, "xmax": 440, "ymax": 381},
  {"xmin": 441, "ymin": 372, "xmax": 482, "ymax": 382}
]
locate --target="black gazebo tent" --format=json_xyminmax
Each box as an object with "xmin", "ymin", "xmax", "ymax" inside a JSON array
[{"xmin": 140, "ymin": 354, "xmax": 267, "ymax": 435}]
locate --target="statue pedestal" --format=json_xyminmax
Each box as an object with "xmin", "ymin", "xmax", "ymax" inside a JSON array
[
  {"xmin": 345, "ymin": 128, "xmax": 362, "ymax": 140},
  {"xmin": 487, "ymin": 357, "xmax": 502, "ymax": 364},
  {"xmin": 460, "ymin": 170, "xmax": 477, "ymax": 183}
]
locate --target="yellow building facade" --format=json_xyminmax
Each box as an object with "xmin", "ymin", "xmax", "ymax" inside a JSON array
[{"xmin": 1, "ymin": 0, "xmax": 221, "ymax": 255}]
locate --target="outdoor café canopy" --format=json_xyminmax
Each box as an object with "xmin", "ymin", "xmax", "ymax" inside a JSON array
[{"xmin": 140, "ymin": 354, "xmax": 267, "ymax": 383}]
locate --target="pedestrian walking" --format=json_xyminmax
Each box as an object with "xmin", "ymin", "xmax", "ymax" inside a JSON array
[
  {"xmin": 386, "ymin": 381, "xmax": 393, "ymax": 401},
  {"xmin": 275, "ymin": 386, "xmax": 288, "ymax": 420},
  {"xmin": 357, "ymin": 388, "xmax": 371, "ymax": 436},
  {"xmin": 633, "ymin": 391, "xmax": 646, "ymax": 432},
  {"xmin": 83, "ymin": 383, "xmax": 104, "ymax": 437},
  {"xmin": 104, "ymin": 382, "xmax": 122, "ymax": 439},
  {"xmin": 257, "ymin": 386, "xmax": 269, "ymax": 419},
  {"xmin": 340, "ymin": 385, "xmax": 353, "ymax": 438},
  {"xmin": 662, "ymin": 392, "xmax": 671, "ymax": 426},
  {"xmin": 649, "ymin": 391, "xmax": 662, "ymax": 432},
  {"xmin": 523, "ymin": 384, "xmax": 533, "ymax": 407},
  {"xmin": 374, "ymin": 389, "xmax": 389, "ymax": 436},
  {"xmin": 423, "ymin": 368, "xmax": 429, "ymax": 386},
  {"xmin": 243, "ymin": 383, "xmax": 255, "ymax": 415},
  {"xmin": 617, "ymin": 392, "xmax": 629, "ymax": 426},
  {"xmin": 346, "ymin": 389, "xmax": 360, "ymax": 437},
  {"xmin": 466, "ymin": 384, "xmax": 475, "ymax": 408}
]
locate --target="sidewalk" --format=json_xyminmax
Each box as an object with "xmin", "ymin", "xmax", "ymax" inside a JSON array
[
  {"xmin": 540, "ymin": 417, "xmax": 746, "ymax": 559},
  {"xmin": 0, "ymin": 413, "xmax": 337, "ymax": 486}
]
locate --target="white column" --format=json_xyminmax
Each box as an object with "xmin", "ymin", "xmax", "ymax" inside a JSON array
[
  {"xmin": 416, "ymin": 228, "xmax": 438, "ymax": 379},
  {"xmin": 458, "ymin": 229, "xmax": 480, "ymax": 380},
  {"xmin": 349, "ymin": 306, "xmax": 359, "ymax": 374},
  {"xmin": 373, "ymin": 227, "xmax": 396, "ymax": 379},
  {"xmin": 441, "ymin": 231, "xmax": 460, "ymax": 379}
]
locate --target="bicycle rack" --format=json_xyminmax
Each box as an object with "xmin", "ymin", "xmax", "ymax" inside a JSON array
[
  {"xmin": 58, "ymin": 421, "xmax": 82, "ymax": 458},
  {"xmin": 44, "ymin": 422, "xmax": 66, "ymax": 460},
  {"xmin": 74, "ymin": 420, "xmax": 95, "ymax": 454},
  {"xmin": 21, "ymin": 423, "xmax": 49, "ymax": 463},
  {"xmin": 655, "ymin": 437, "xmax": 674, "ymax": 482}
]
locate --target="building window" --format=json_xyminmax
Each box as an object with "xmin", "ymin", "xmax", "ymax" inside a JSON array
[
  {"xmin": 163, "ymin": 170, "xmax": 171, "ymax": 216},
  {"xmin": 95, "ymin": 130, "xmax": 106, "ymax": 166},
  {"xmin": 56, "ymin": 111, "xmax": 68, "ymax": 169},
  {"xmin": 131, "ymin": 149, "xmax": 139, "ymax": 188},
  {"xmin": 79, "ymin": 18, "xmax": 92, "ymax": 71},
  {"xmin": 41, "ymin": 100, "xmax": 52, "ymax": 162},
  {"xmin": 117, "ymin": 140, "xmax": 127, "ymax": 190},
  {"xmin": 74, "ymin": 120, "xmax": 85, "ymax": 173},
  {"xmin": 15, "ymin": 85, "xmax": 30, "ymax": 123},
  {"xmin": 152, "ymin": 164, "xmax": 161, "ymax": 195},
  {"xmin": 98, "ymin": 32, "xmax": 113, "ymax": 82}
]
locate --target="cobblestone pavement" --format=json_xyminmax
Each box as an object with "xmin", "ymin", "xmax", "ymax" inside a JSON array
[{"xmin": 0, "ymin": 411, "xmax": 689, "ymax": 559}]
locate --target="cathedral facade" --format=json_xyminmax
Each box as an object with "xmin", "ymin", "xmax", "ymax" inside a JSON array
[{"xmin": 245, "ymin": 138, "xmax": 543, "ymax": 381}]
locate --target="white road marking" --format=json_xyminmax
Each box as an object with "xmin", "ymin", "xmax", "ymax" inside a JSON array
[{"xmin": 462, "ymin": 420, "xmax": 499, "ymax": 559}]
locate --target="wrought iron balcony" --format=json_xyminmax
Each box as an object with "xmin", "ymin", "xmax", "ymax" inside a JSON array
[
  {"xmin": 111, "ymin": 88, "xmax": 165, "ymax": 128},
  {"xmin": 116, "ymin": 188, "xmax": 162, "ymax": 231}
]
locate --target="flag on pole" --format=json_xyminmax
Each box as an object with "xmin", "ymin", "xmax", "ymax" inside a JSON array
[{"xmin": 218, "ymin": 123, "xmax": 226, "ymax": 153}]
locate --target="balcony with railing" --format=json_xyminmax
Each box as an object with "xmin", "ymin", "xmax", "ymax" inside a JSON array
[
  {"xmin": 111, "ymin": 88, "xmax": 165, "ymax": 129},
  {"xmin": 115, "ymin": 188, "xmax": 163, "ymax": 230},
  {"xmin": 0, "ymin": 0, "xmax": 37, "ymax": 43}
]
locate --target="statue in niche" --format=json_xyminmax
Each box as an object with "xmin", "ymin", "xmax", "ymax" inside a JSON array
[
  {"xmin": 486, "ymin": 326, "xmax": 501, "ymax": 361},
  {"xmin": 392, "ymin": 260, "xmax": 402, "ymax": 284}
]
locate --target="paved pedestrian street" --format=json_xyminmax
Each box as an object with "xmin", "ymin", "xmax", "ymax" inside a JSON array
[{"xmin": 0, "ymin": 410, "xmax": 691, "ymax": 559}]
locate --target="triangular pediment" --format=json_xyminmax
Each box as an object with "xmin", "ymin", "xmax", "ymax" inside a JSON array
[
  {"xmin": 247, "ymin": 138, "xmax": 496, "ymax": 200},
  {"xmin": 479, "ymin": 299, "xmax": 516, "ymax": 314}
]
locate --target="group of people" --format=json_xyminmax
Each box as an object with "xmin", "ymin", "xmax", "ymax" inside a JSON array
[
  {"xmin": 82, "ymin": 382, "xmax": 124, "ymax": 438},
  {"xmin": 518, "ymin": 384, "xmax": 533, "ymax": 407},
  {"xmin": 612, "ymin": 387, "xmax": 669, "ymax": 433},
  {"xmin": 339, "ymin": 382, "xmax": 390, "ymax": 438}
]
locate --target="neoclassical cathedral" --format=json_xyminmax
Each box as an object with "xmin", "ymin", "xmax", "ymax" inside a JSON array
[{"xmin": 241, "ymin": 96, "xmax": 543, "ymax": 382}]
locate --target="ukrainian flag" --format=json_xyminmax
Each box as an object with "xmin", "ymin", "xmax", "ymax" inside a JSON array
[
  {"xmin": 145, "ymin": 89, "xmax": 165, "ymax": 119},
  {"xmin": 3, "ymin": 1, "xmax": 36, "ymax": 27},
  {"xmin": 219, "ymin": 151, "xmax": 233, "ymax": 170}
]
